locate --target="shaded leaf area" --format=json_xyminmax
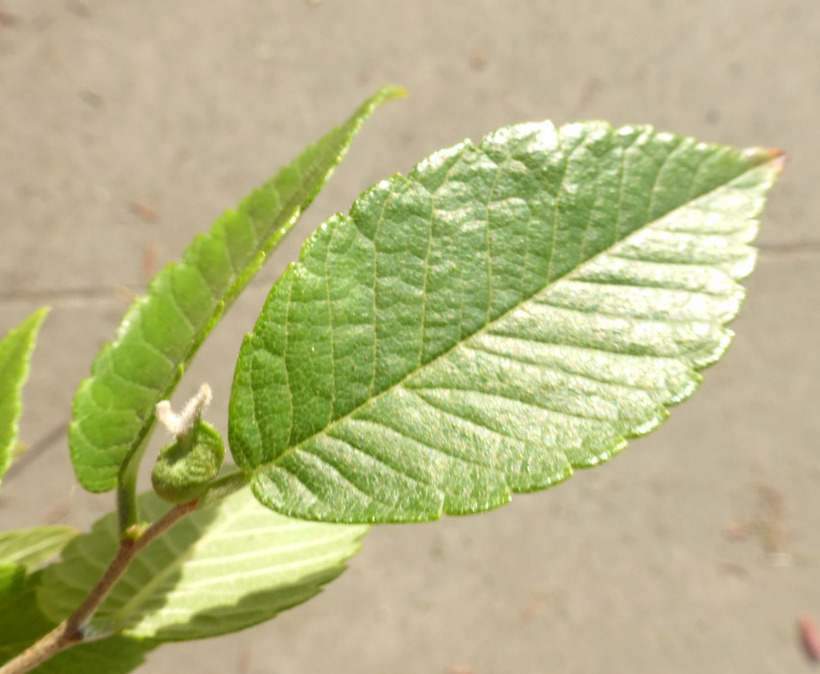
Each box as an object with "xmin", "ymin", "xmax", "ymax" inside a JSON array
[
  {"xmin": 40, "ymin": 486, "xmax": 367, "ymax": 641},
  {"xmin": 0, "ymin": 570, "xmax": 153, "ymax": 674},
  {"xmin": 0, "ymin": 562, "xmax": 23, "ymax": 594},
  {"xmin": 0, "ymin": 307, "xmax": 48, "ymax": 486},
  {"xmin": 69, "ymin": 86, "xmax": 406, "ymax": 493},
  {"xmin": 230, "ymin": 120, "xmax": 783, "ymax": 523},
  {"xmin": 0, "ymin": 526, "xmax": 76, "ymax": 571},
  {"xmin": 151, "ymin": 420, "xmax": 225, "ymax": 504}
]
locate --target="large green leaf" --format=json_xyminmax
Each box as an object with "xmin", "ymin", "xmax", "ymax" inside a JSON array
[
  {"xmin": 0, "ymin": 570, "xmax": 153, "ymax": 673},
  {"xmin": 0, "ymin": 526, "xmax": 76, "ymax": 571},
  {"xmin": 0, "ymin": 307, "xmax": 48, "ymax": 486},
  {"xmin": 229, "ymin": 121, "xmax": 783, "ymax": 523},
  {"xmin": 39, "ymin": 486, "xmax": 367, "ymax": 641},
  {"xmin": 69, "ymin": 86, "xmax": 405, "ymax": 493}
]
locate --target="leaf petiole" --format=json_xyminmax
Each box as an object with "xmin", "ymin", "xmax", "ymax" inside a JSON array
[{"xmin": 195, "ymin": 470, "xmax": 250, "ymax": 511}]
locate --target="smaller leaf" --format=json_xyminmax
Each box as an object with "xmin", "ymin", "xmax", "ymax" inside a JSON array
[
  {"xmin": 151, "ymin": 420, "xmax": 225, "ymax": 504},
  {"xmin": 40, "ymin": 486, "xmax": 367, "ymax": 641},
  {"xmin": 0, "ymin": 570, "xmax": 55, "ymax": 664},
  {"xmin": 0, "ymin": 526, "xmax": 77, "ymax": 571},
  {"xmin": 0, "ymin": 307, "xmax": 48, "ymax": 486},
  {"xmin": 0, "ymin": 563, "xmax": 24, "ymax": 595}
]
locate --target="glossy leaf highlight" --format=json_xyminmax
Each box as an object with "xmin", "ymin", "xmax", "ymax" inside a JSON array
[
  {"xmin": 229, "ymin": 121, "xmax": 783, "ymax": 523},
  {"xmin": 69, "ymin": 86, "xmax": 406, "ymax": 493},
  {"xmin": 39, "ymin": 487, "xmax": 367, "ymax": 641}
]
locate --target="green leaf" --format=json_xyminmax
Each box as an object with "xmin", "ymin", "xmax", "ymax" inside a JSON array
[
  {"xmin": 39, "ymin": 486, "xmax": 367, "ymax": 641},
  {"xmin": 0, "ymin": 570, "xmax": 153, "ymax": 673},
  {"xmin": 151, "ymin": 420, "xmax": 225, "ymax": 504},
  {"xmin": 0, "ymin": 307, "xmax": 48, "ymax": 486},
  {"xmin": 0, "ymin": 526, "xmax": 77, "ymax": 571},
  {"xmin": 0, "ymin": 563, "xmax": 24, "ymax": 594},
  {"xmin": 229, "ymin": 121, "xmax": 783, "ymax": 523},
  {"xmin": 28, "ymin": 637, "xmax": 154, "ymax": 674},
  {"xmin": 0, "ymin": 569, "xmax": 50, "ymax": 663},
  {"xmin": 69, "ymin": 86, "xmax": 406, "ymax": 493}
]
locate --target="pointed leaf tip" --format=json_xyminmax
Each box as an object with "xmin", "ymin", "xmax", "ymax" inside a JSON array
[
  {"xmin": 379, "ymin": 84, "xmax": 409, "ymax": 101},
  {"xmin": 0, "ymin": 307, "xmax": 49, "ymax": 486},
  {"xmin": 768, "ymin": 149, "xmax": 786, "ymax": 172}
]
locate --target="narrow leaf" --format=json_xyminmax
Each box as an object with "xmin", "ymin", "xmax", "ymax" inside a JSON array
[
  {"xmin": 39, "ymin": 486, "xmax": 367, "ymax": 641},
  {"xmin": 0, "ymin": 526, "xmax": 76, "ymax": 571},
  {"xmin": 0, "ymin": 307, "xmax": 48, "ymax": 486},
  {"xmin": 229, "ymin": 121, "xmax": 783, "ymax": 523},
  {"xmin": 0, "ymin": 570, "xmax": 153, "ymax": 673},
  {"xmin": 69, "ymin": 86, "xmax": 406, "ymax": 493}
]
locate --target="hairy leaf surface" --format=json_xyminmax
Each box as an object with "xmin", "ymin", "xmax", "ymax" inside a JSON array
[
  {"xmin": 69, "ymin": 86, "xmax": 405, "ymax": 493},
  {"xmin": 0, "ymin": 570, "xmax": 153, "ymax": 673},
  {"xmin": 0, "ymin": 526, "xmax": 76, "ymax": 571},
  {"xmin": 229, "ymin": 121, "xmax": 783, "ymax": 523},
  {"xmin": 0, "ymin": 307, "xmax": 48, "ymax": 486},
  {"xmin": 39, "ymin": 487, "xmax": 367, "ymax": 641}
]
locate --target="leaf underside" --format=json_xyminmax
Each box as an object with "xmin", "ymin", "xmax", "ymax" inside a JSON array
[
  {"xmin": 0, "ymin": 308, "xmax": 48, "ymax": 486},
  {"xmin": 229, "ymin": 120, "xmax": 783, "ymax": 524},
  {"xmin": 69, "ymin": 86, "xmax": 405, "ymax": 493},
  {"xmin": 39, "ymin": 487, "xmax": 367, "ymax": 641},
  {"xmin": 0, "ymin": 526, "xmax": 76, "ymax": 571}
]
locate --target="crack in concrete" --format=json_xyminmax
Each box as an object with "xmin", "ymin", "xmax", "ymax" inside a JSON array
[
  {"xmin": 0, "ymin": 275, "xmax": 276, "ymax": 305},
  {"xmin": 0, "ymin": 243, "xmax": 817, "ymax": 307}
]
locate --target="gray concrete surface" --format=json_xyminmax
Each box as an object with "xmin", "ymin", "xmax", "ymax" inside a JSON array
[{"xmin": 1, "ymin": 1, "xmax": 818, "ymax": 672}]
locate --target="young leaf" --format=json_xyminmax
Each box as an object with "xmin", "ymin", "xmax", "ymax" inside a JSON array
[
  {"xmin": 0, "ymin": 570, "xmax": 153, "ymax": 673},
  {"xmin": 69, "ymin": 85, "xmax": 406, "ymax": 493},
  {"xmin": 229, "ymin": 121, "xmax": 783, "ymax": 523},
  {"xmin": 151, "ymin": 420, "xmax": 225, "ymax": 504},
  {"xmin": 0, "ymin": 307, "xmax": 48, "ymax": 486},
  {"xmin": 39, "ymin": 486, "xmax": 367, "ymax": 641},
  {"xmin": 0, "ymin": 526, "xmax": 76, "ymax": 571}
]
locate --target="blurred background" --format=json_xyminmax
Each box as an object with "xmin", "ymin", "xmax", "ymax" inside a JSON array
[{"xmin": 0, "ymin": 1, "xmax": 818, "ymax": 672}]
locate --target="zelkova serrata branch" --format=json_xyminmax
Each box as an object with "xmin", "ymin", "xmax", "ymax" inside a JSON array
[
  {"xmin": 1, "ymin": 386, "xmax": 218, "ymax": 674},
  {"xmin": 0, "ymin": 500, "xmax": 196, "ymax": 674}
]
